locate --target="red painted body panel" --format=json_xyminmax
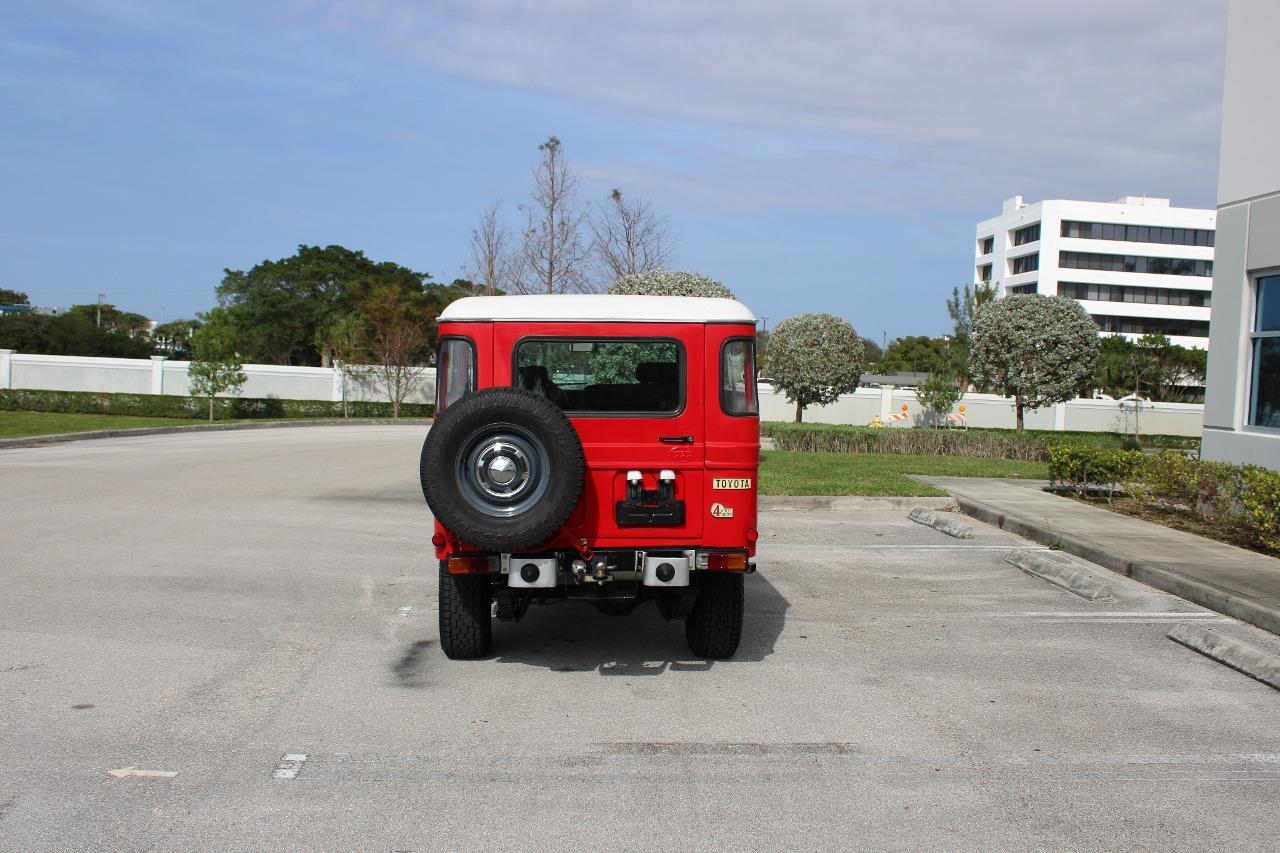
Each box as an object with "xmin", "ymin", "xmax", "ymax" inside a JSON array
[{"xmin": 430, "ymin": 319, "xmax": 760, "ymax": 559}]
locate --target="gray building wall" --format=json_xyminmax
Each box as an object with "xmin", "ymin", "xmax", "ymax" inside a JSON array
[{"xmin": 1201, "ymin": 0, "xmax": 1280, "ymax": 469}]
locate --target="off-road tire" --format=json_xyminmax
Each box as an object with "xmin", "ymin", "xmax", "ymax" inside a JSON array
[
  {"xmin": 438, "ymin": 561, "xmax": 492, "ymax": 659},
  {"xmin": 422, "ymin": 387, "xmax": 585, "ymax": 553},
  {"xmin": 685, "ymin": 572, "xmax": 744, "ymax": 659}
]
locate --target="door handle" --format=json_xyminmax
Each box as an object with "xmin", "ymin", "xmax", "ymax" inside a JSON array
[{"xmin": 660, "ymin": 435, "xmax": 695, "ymax": 444}]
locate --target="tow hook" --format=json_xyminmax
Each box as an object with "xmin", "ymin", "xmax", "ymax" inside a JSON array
[{"xmin": 571, "ymin": 559, "xmax": 589, "ymax": 584}]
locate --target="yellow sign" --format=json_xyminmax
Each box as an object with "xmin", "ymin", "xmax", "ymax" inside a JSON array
[{"xmin": 712, "ymin": 478, "xmax": 753, "ymax": 490}]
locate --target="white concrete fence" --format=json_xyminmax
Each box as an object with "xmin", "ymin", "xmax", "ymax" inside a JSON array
[
  {"xmin": 0, "ymin": 350, "xmax": 436, "ymax": 405},
  {"xmin": 758, "ymin": 382, "xmax": 1204, "ymax": 437},
  {"xmin": 0, "ymin": 350, "xmax": 1204, "ymax": 436}
]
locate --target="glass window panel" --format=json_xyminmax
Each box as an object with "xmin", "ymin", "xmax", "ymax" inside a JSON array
[
  {"xmin": 1258, "ymin": 275, "xmax": 1280, "ymax": 332},
  {"xmin": 1250, "ymin": 337, "xmax": 1280, "ymax": 427},
  {"xmin": 516, "ymin": 339, "xmax": 681, "ymax": 413},
  {"xmin": 436, "ymin": 338, "xmax": 475, "ymax": 414},
  {"xmin": 721, "ymin": 339, "xmax": 758, "ymax": 416}
]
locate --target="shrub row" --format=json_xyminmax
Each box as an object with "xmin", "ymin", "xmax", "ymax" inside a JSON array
[
  {"xmin": 761, "ymin": 422, "xmax": 1200, "ymax": 462},
  {"xmin": 764, "ymin": 422, "xmax": 1051, "ymax": 461},
  {"xmin": 1049, "ymin": 447, "xmax": 1280, "ymax": 555},
  {"xmin": 0, "ymin": 388, "xmax": 433, "ymax": 420}
]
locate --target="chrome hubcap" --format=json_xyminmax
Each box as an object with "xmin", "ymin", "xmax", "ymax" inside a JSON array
[{"xmin": 473, "ymin": 440, "xmax": 532, "ymax": 499}]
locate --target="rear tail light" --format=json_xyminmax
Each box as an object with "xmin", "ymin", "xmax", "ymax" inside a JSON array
[
  {"xmin": 705, "ymin": 552, "xmax": 748, "ymax": 571},
  {"xmin": 446, "ymin": 556, "xmax": 490, "ymax": 574}
]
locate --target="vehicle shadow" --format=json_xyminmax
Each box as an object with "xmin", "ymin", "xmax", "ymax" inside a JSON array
[{"xmin": 489, "ymin": 571, "xmax": 789, "ymax": 674}]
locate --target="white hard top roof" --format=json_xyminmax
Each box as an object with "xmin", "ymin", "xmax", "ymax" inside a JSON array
[{"xmin": 439, "ymin": 294, "xmax": 756, "ymax": 324}]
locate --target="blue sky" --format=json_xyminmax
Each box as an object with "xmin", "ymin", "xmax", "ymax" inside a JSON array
[{"xmin": 1, "ymin": 1, "xmax": 1227, "ymax": 340}]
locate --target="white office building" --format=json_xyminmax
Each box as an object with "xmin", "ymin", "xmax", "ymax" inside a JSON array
[
  {"xmin": 975, "ymin": 196, "xmax": 1216, "ymax": 349},
  {"xmin": 1201, "ymin": 0, "xmax": 1279, "ymax": 469}
]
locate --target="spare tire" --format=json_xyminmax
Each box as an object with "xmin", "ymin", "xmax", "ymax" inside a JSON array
[{"xmin": 421, "ymin": 387, "xmax": 585, "ymax": 552}]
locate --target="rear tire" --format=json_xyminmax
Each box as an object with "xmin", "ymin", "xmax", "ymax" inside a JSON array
[
  {"xmin": 685, "ymin": 573, "xmax": 744, "ymax": 659},
  {"xmin": 438, "ymin": 561, "xmax": 492, "ymax": 659}
]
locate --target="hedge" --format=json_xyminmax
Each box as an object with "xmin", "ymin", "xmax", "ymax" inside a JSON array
[
  {"xmin": 761, "ymin": 422, "xmax": 1200, "ymax": 462},
  {"xmin": 0, "ymin": 388, "xmax": 433, "ymax": 420},
  {"xmin": 764, "ymin": 422, "xmax": 1051, "ymax": 461},
  {"xmin": 1049, "ymin": 447, "xmax": 1280, "ymax": 555}
]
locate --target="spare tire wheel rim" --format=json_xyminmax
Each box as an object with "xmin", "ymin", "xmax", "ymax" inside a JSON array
[{"xmin": 456, "ymin": 422, "xmax": 551, "ymax": 518}]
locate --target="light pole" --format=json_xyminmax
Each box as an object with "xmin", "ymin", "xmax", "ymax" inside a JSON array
[{"xmin": 96, "ymin": 293, "xmax": 106, "ymax": 328}]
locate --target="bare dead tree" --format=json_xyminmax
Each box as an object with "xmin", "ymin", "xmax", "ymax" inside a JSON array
[
  {"xmin": 516, "ymin": 136, "xmax": 592, "ymax": 294},
  {"xmin": 353, "ymin": 281, "xmax": 432, "ymax": 418},
  {"xmin": 468, "ymin": 201, "xmax": 513, "ymax": 296},
  {"xmin": 589, "ymin": 188, "xmax": 676, "ymax": 282}
]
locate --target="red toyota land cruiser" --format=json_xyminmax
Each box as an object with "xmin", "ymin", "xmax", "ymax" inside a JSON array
[{"xmin": 420, "ymin": 294, "xmax": 760, "ymax": 660}]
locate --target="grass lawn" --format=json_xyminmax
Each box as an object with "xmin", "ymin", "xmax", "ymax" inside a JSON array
[
  {"xmin": 759, "ymin": 450, "xmax": 1050, "ymax": 496},
  {"xmin": 0, "ymin": 411, "xmax": 212, "ymax": 439}
]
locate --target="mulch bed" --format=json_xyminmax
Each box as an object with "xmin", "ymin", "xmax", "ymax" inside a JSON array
[{"xmin": 1066, "ymin": 493, "xmax": 1277, "ymax": 558}]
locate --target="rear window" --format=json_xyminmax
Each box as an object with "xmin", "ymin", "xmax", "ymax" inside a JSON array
[
  {"xmin": 721, "ymin": 338, "xmax": 758, "ymax": 416},
  {"xmin": 435, "ymin": 337, "xmax": 475, "ymax": 414},
  {"xmin": 515, "ymin": 339, "xmax": 681, "ymax": 414}
]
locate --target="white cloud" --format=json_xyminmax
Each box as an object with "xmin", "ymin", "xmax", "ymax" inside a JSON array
[{"xmin": 315, "ymin": 0, "xmax": 1228, "ymax": 211}]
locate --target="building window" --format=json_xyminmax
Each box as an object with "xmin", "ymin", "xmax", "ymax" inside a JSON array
[
  {"xmin": 1250, "ymin": 274, "xmax": 1280, "ymax": 428},
  {"xmin": 1009, "ymin": 283, "xmax": 1038, "ymax": 295},
  {"xmin": 977, "ymin": 263, "xmax": 992, "ymax": 283},
  {"xmin": 978, "ymin": 236, "xmax": 994, "ymax": 255},
  {"xmin": 1011, "ymin": 253, "xmax": 1039, "ymax": 275},
  {"xmin": 1058, "ymin": 281, "xmax": 1211, "ymax": 307},
  {"xmin": 1012, "ymin": 223, "xmax": 1041, "ymax": 246},
  {"xmin": 1093, "ymin": 315, "xmax": 1210, "ymax": 338},
  {"xmin": 1061, "ymin": 220, "xmax": 1215, "ymax": 247},
  {"xmin": 1060, "ymin": 251, "xmax": 1212, "ymax": 277}
]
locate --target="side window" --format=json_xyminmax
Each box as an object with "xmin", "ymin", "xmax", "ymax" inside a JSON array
[
  {"xmin": 435, "ymin": 337, "xmax": 475, "ymax": 414},
  {"xmin": 514, "ymin": 339, "xmax": 682, "ymax": 414},
  {"xmin": 721, "ymin": 338, "xmax": 758, "ymax": 416},
  {"xmin": 1250, "ymin": 274, "xmax": 1280, "ymax": 428}
]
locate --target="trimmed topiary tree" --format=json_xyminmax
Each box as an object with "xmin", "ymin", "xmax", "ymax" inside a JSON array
[
  {"xmin": 970, "ymin": 293, "xmax": 1100, "ymax": 431},
  {"xmin": 607, "ymin": 269, "xmax": 735, "ymax": 299},
  {"xmin": 764, "ymin": 313, "xmax": 864, "ymax": 422}
]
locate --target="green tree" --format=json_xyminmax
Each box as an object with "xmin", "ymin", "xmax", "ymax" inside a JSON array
[
  {"xmin": 859, "ymin": 337, "xmax": 883, "ymax": 369},
  {"xmin": 152, "ymin": 319, "xmax": 202, "ymax": 359},
  {"xmin": 877, "ymin": 335, "xmax": 951, "ymax": 374},
  {"xmin": 217, "ymin": 245, "xmax": 430, "ymax": 366},
  {"xmin": 65, "ymin": 303, "xmax": 151, "ymax": 336},
  {"xmin": 0, "ymin": 289, "xmax": 29, "ymax": 305},
  {"xmin": 1091, "ymin": 334, "xmax": 1208, "ymax": 403},
  {"xmin": 970, "ymin": 294, "xmax": 1100, "ymax": 431},
  {"xmin": 188, "ymin": 309, "xmax": 247, "ymax": 421},
  {"xmin": 606, "ymin": 269, "xmax": 734, "ymax": 298},
  {"xmin": 765, "ymin": 313, "xmax": 864, "ymax": 422},
  {"xmin": 0, "ymin": 311, "xmax": 154, "ymax": 358},
  {"xmin": 946, "ymin": 282, "xmax": 996, "ymax": 388},
  {"xmin": 916, "ymin": 372, "xmax": 964, "ymax": 427}
]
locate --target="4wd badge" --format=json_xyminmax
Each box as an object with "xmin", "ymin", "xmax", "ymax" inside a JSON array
[
  {"xmin": 710, "ymin": 502, "xmax": 735, "ymax": 518},
  {"xmin": 712, "ymin": 478, "xmax": 752, "ymax": 490}
]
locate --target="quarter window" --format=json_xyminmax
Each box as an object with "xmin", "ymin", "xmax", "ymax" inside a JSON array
[
  {"xmin": 435, "ymin": 337, "xmax": 475, "ymax": 414},
  {"xmin": 721, "ymin": 338, "xmax": 758, "ymax": 416},
  {"xmin": 1250, "ymin": 275, "xmax": 1280, "ymax": 428},
  {"xmin": 515, "ymin": 339, "xmax": 681, "ymax": 414}
]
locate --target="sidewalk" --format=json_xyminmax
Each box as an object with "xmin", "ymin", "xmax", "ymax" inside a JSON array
[{"xmin": 919, "ymin": 476, "xmax": 1280, "ymax": 636}]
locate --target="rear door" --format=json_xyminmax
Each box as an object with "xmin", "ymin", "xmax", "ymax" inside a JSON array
[{"xmin": 492, "ymin": 321, "xmax": 705, "ymax": 543}]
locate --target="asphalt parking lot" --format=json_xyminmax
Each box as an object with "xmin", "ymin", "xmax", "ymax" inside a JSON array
[{"xmin": 2, "ymin": 425, "xmax": 1278, "ymax": 851}]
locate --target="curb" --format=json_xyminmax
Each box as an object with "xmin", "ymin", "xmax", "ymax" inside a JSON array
[
  {"xmin": 0, "ymin": 418, "xmax": 431, "ymax": 450},
  {"xmin": 1167, "ymin": 624, "xmax": 1280, "ymax": 691},
  {"xmin": 1004, "ymin": 548, "xmax": 1113, "ymax": 601},
  {"xmin": 950, "ymin": 493, "xmax": 1280, "ymax": 636},
  {"xmin": 760, "ymin": 495, "xmax": 958, "ymax": 511},
  {"xmin": 908, "ymin": 507, "xmax": 974, "ymax": 539}
]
